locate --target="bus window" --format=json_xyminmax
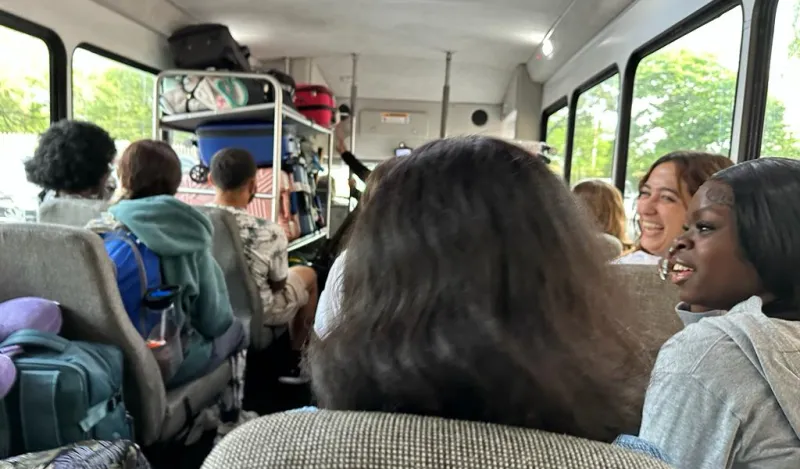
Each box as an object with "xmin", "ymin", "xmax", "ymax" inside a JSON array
[
  {"xmin": 571, "ymin": 74, "xmax": 619, "ymax": 183},
  {"xmin": 545, "ymin": 106, "xmax": 568, "ymax": 175},
  {"xmin": 626, "ymin": 7, "xmax": 742, "ymax": 190},
  {"xmin": 169, "ymin": 131, "xmax": 199, "ymax": 175},
  {"xmin": 72, "ymin": 47, "xmax": 155, "ymax": 155},
  {"xmin": 0, "ymin": 24, "xmax": 51, "ymax": 221},
  {"xmin": 761, "ymin": 0, "xmax": 800, "ymax": 158}
]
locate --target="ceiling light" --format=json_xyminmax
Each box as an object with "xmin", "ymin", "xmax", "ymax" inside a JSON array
[{"xmin": 542, "ymin": 38, "xmax": 554, "ymax": 57}]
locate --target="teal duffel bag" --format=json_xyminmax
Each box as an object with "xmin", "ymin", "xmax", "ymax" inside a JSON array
[{"xmin": 0, "ymin": 330, "xmax": 133, "ymax": 458}]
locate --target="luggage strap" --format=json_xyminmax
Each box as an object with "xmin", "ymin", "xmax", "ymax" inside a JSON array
[
  {"xmin": 20, "ymin": 370, "xmax": 63, "ymax": 449},
  {"xmin": 0, "ymin": 401, "xmax": 9, "ymax": 458},
  {"xmin": 79, "ymin": 394, "xmax": 123, "ymax": 433}
]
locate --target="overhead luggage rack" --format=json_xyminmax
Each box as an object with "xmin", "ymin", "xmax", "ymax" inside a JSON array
[
  {"xmin": 152, "ymin": 69, "xmax": 333, "ymax": 252},
  {"xmin": 160, "ymin": 102, "xmax": 333, "ymax": 137}
]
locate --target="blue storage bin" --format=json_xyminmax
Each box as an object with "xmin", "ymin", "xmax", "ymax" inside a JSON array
[{"xmin": 196, "ymin": 122, "xmax": 295, "ymax": 168}]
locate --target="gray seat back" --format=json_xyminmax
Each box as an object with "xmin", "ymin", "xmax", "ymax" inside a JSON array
[
  {"xmin": 613, "ymin": 263, "xmax": 683, "ymax": 343},
  {"xmin": 38, "ymin": 198, "xmax": 109, "ymax": 227},
  {"xmin": 203, "ymin": 410, "xmax": 673, "ymax": 469},
  {"xmin": 197, "ymin": 207, "xmax": 270, "ymax": 349},
  {"xmin": 598, "ymin": 233, "xmax": 624, "ymax": 261},
  {"xmin": 0, "ymin": 223, "xmax": 166, "ymax": 446}
]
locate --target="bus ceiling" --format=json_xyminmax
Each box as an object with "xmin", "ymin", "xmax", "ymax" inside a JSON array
[{"xmin": 15, "ymin": 0, "xmax": 637, "ymax": 104}]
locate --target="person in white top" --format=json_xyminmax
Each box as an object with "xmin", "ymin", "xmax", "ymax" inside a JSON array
[
  {"xmin": 314, "ymin": 157, "xmax": 401, "ymax": 339},
  {"xmin": 614, "ymin": 151, "xmax": 732, "ymax": 265}
]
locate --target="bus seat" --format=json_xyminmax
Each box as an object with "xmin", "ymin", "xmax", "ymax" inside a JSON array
[
  {"xmin": 598, "ymin": 233, "xmax": 624, "ymax": 261},
  {"xmin": 0, "ymin": 222, "xmax": 166, "ymax": 446},
  {"xmin": 160, "ymin": 362, "xmax": 232, "ymax": 441},
  {"xmin": 0, "ymin": 223, "xmax": 233, "ymax": 446},
  {"xmin": 202, "ymin": 410, "xmax": 673, "ymax": 469},
  {"xmin": 198, "ymin": 206, "xmax": 277, "ymax": 350},
  {"xmin": 613, "ymin": 264, "xmax": 683, "ymax": 342},
  {"xmin": 38, "ymin": 198, "xmax": 108, "ymax": 227}
]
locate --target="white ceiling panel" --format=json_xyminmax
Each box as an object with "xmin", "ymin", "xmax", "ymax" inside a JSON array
[{"xmin": 86, "ymin": 0, "xmax": 637, "ymax": 103}]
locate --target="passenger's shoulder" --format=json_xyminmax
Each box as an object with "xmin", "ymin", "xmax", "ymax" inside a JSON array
[
  {"xmin": 655, "ymin": 319, "xmax": 740, "ymax": 374},
  {"xmin": 612, "ymin": 250, "xmax": 660, "ymax": 265}
]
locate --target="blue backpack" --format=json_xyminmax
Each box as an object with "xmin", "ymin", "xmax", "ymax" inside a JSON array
[{"xmin": 102, "ymin": 229, "xmax": 162, "ymax": 338}]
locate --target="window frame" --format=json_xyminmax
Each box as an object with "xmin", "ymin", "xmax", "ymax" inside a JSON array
[
  {"xmin": 0, "ymin": 9, "xmax": 68, "ymax": 122},
  {"xmin": 567, "ymin": 65, "xmax": 621, "ymax": 184},
  {"xmin": 541, "ymin": 97, "xmax": 568, "ymax": 176},
  {"xmin": 541, "ymin": 97, "xmax": 568, "ymax": 142},
  {"xmin": 70, "ymin": 43, "xmax": 160, "ymax": 140},
  {"xmin": 614, "ymin": 0, "xmax": 744, "ymax": 191},
  {"xmin": 746, "ymin": 0, "xmax": 788, "ymax": 161},
  {"xmin": 72, "ymin": 43, "xmax": 160, "ymax": 78}
]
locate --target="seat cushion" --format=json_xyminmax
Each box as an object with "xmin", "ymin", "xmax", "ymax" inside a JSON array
[
  {"xmin": 613, "ymin": 264, "xmax": 682, "ymax": 343},
  {"xmin": 160, "ymin": 361, "xmax": 232, "ymax": 441},
  {"xmin": 203, "ymin": 410, "xmax": 673, "ymax": 469}
]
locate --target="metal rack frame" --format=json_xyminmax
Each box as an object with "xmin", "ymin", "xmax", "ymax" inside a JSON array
[{"xmin": 152, "ymin": 69, "xmax": 334, "ymax": 250}]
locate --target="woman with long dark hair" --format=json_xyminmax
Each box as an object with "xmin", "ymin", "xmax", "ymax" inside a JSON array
[
  {"xmin": 642, "ymin": 158, "xmax": 800, "ymax": 468},
  {"xmin": 309, "ymin": 136, "xmax": 658, "ymax": 445}
]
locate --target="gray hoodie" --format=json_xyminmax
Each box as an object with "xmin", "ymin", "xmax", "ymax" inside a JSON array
[
  {"xmin": 674, "ymin": 302, "xmax": 726, "ymax": 326},
  {"xmin": 640, "ymin": 296, "xmax": 800, "ymax": 468}
]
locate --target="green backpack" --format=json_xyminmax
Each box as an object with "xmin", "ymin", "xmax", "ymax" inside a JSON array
[{"xmin": 0, "ymin": 330, "xmax": 133, "ymax": 458}]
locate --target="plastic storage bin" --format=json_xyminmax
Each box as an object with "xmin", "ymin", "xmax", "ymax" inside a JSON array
[{"xmin": 197, "ymin": 122, "xmax": 296, "ymax": 167}]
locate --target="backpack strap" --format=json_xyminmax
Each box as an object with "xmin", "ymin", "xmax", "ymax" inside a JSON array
[
  {"xmin": 0, "ymin": 330, "xmax": 69, "ymax": 352},
  {"xmin": 79, "ymin": 393, "xmax": 123, "ymax": 433},
  {"xmin": 106, "ymin": 230, "xmax": 150, "ymax": 335},
  {"xmin": 19, "ymin": 369, "xmax": 63, "ymax": 449}
]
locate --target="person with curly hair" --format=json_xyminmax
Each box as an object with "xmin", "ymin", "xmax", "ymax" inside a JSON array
[{"xmin": 25, "ymin": 120, "xmax": 118, "ymax": 203}]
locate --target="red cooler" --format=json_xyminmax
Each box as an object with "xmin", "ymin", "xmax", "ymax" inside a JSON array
[{"xmin": 295, "ymin": 84, "xmax": 336, "ymax": 128}]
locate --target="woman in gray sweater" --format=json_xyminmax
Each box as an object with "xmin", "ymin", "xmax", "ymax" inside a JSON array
[{"xmin": 641, "ymin": 158, "xmax": 800, "ymax": 468}]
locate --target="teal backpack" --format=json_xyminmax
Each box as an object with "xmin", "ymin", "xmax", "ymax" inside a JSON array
[{"xmin": 0, "ymin": 330, "xmax": 133, "ymax": 458}]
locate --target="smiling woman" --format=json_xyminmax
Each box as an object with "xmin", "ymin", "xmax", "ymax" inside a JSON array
[
  {"xmin": 614, "ymin": 150, "xmax": 732, "ymax": 264},
  {"xmin": 639, "ymin": 158, "xmax": 800, "ymax": 469}
]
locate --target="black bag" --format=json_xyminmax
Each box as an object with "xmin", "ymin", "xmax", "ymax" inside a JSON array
[
  {"xmin": 265, "ymin": 69, "xmax": 296, "ymax": 107},
  {"xmin": 168, "ymin": 24, "xmax": 251, "ymax": 71}
]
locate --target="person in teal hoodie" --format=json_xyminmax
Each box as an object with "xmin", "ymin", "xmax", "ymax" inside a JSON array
[{"xmin": 88, "ymin": 140, "xmax": 245, "ymax": 389}]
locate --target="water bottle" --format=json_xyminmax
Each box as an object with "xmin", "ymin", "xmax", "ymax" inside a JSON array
[{"xmin": 143, "ymin": 285, "xmax": 183, "ymax": 380}]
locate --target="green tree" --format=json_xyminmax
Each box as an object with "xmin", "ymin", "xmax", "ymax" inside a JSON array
[
  {"xmin": 790, "ymin": 0, "xmax": 800, "ymax": 59},
  {"xmin": 563, "ymin": 48, "xmax": 800, "ymax": 188},
  {"xmin": 571, "ymin": 76, "xmax": 619, "ymax": 182},
  {"xmin": 0, "ymin": 77, "xmax": 49, "ymax": 133},
  {"xmin": 626, "ymin": 50, "xmax": 739, "ymax": 184},
  {"xmin": 73, "ymin": 67, "xmax": 154, "ymax": 142}
]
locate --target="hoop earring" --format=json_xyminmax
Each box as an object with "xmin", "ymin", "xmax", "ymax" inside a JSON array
[{"xmin": 659, "ymin": 245, "xmax": 678, "ymax": 281}]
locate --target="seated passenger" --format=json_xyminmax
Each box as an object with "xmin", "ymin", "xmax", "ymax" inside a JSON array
[
  {"xmin": 88, "ymin": 140, "xmax": 244, "ymax": 389},
  {"xmin": 640, "ymin": 158, "xmax": 800, "ymax": 468},
  {"xmin": 308, "ymin": 136, "xmax": 663, "ymax": 457},
  {"xmin": 614, "ymin": 151, "xmax": 732, "ymax": 265},
  {"xmin": 25, "ymin": 120, "xmax": 117, "ymax": 203},
  {"xmin": 573, "ymin": 179, "xmax": 633, "ymax": 259},
  {"xmin": 206, "ymin": 148, "xmax": 318, "ymax": 384},
  {"xmin": 314, "ymin": 158, "xmax": 399, "ymax": 339}
]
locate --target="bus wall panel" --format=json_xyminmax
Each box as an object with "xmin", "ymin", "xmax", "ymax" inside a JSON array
[
  {"xmin": 538, "ymin": 0, "xmax": 753, "ymax": 108},
  {"xmin": 0, "ymin": 0, "xmax": 171, "ymax": 71},
  {"xmin": 341, "ymin": 98, "xmax": 504, "ymax": 160}
]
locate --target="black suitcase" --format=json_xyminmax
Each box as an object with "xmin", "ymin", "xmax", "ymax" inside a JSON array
[
  {"xmin": 169, "ymin": 24, "xmax": 251, "ymax": 71},
  {"xmin": 265, "ymin": 69, "xmax": 296, "ymax": 108}
]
